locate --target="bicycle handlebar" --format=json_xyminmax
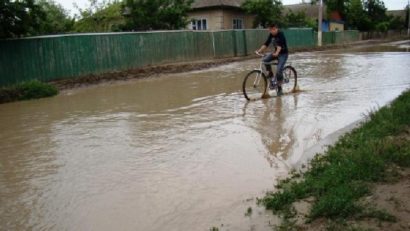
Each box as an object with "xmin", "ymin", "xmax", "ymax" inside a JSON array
[{"xmin": 255, "ymin": 51, "xmax": 264, "ymax": 57}]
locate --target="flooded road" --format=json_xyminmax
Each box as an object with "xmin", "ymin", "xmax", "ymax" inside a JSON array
[{"xmin": 1, "ymin": 41, "xmax": 410, "ymax": 231}]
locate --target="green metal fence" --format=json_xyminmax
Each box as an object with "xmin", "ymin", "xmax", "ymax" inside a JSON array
[
  {"xmin": 244, "ymin": 29, "xmax": 267, "ymax": 54},
  {"xmin": 336, "ymin": 30, "xmax": 360, "ymax": 43},
  {"xmin": 284, "ymin": 28, "xmax": 316, "ymax": 48},
  {"xmin": 315, "ymin": 30, "xmax": 360, "ymax": 45},
  {"xmin": 322, "ymin": 32, "xmax": 336, "ymax": 45},
  {"xmin": 0, "ymin": 29, "xmax": 359, "ymax": 86},
  {"xmin": 213, "ymin": 31, "xmax": 235, "ymax": 58}
]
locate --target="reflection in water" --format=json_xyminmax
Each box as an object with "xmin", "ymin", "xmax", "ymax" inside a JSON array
[{"xmin": 1, "ymin": 44, "xmax": 410, "ymax": 231}]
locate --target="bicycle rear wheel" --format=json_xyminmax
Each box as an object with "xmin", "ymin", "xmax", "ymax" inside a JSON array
[
  {"xmin": 281, "ymin": 66, "xmax": 297, "ymax": 93},
  {"xmin": 242, "ymin": 70, "xmax": 267, "ymax": 100}
]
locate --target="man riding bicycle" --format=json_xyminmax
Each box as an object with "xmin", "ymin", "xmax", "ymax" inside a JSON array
[{"xmin": 256, "ymin": 23, "xmax": 288, "ymax": 96}]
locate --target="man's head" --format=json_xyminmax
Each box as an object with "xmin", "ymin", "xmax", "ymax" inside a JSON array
[{"xmin": 268, "ymin": 23, "xmax": 279, "ymax": 36}]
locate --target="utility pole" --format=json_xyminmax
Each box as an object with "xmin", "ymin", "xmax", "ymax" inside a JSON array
[
  {"xmin": 408, "ymin": 0, "xmax": 410, "ymax": 36},
  {"xmin": 318, "ymin": 0, "xmax": 323, "ymax": 46}
]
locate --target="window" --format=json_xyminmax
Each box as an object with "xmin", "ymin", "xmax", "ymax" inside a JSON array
[
  {"xmin": 233, "ymin": 18, "xmax": 243, "ymax": 29},
  {"xmin": 191, "ymin": 19, "xmax": 208, "ymax": 30}
]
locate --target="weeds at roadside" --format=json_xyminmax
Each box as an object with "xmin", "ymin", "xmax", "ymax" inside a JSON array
[
  {"xmin": 273, "ymin": 217, "xmax": 299, "ymax": 231},
  {"xmin": 325, "ymin": 219, "xmax": 373, "ymax": 231},
  {"xmin": 356, "ymin": 207, "xmax": 397, "ymax": 222},
  {"xmin": 0, "ymin": 80, "xmax": 58, "ymax": 103},
  {"xmin": 260, "ymin": 90, "xmax": 410, "ymax": 228}
]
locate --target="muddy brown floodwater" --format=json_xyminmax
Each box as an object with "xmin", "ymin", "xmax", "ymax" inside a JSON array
[{"xmin": 1, "ymin": 41, "xmax": 410, "ymax": 231}]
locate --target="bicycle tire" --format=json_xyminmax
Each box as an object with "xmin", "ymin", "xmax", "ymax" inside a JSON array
[
  {"xmin": 282, "ymin": 66, "xmax": 297, "ymax": 93},
  {"xmin": 242, "ymin": 70, "xmax": 267, "ymax": 101}
]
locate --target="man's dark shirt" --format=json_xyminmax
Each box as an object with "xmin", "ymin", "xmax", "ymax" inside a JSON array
[{"xmin": 264, "ymin": 31, "xmax": 288, "ymax": 54}]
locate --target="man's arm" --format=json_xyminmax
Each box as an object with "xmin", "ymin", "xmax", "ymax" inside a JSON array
[
  {"xmin": 273, "ymin": 32, "xmax": 285, "ymax": 56},
  {"xmin": 273, "ymin": 46, "xmax": 282, "ymax": 57},
  {"xmin": 256, "ymin": 44, "xmax": 268, "ymax": 53}
]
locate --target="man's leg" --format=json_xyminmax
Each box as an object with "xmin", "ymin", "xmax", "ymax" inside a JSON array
[
  {"xmin": 276, "ymin": 53, "xmax": 288, "ymax": 82},
  {"xmin": 276, "ymin": 54, "xmax": 288, "ymax": 95},
  {"xmin": 263, "ymin": 53, "xmax": 275, "ymax": 78}
]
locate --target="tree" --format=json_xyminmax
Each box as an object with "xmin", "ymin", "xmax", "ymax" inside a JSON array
[
  {"xmin": 388, "ymin": 15, "xmax": 405, "ymax": 31},
  {"xmin": 346, "ymin": 0, "xmax": 370, "ymax": 30},
  {"xmin": 121, "ymin": 0, "xmax": 193, "ymax": 31},
  {"xmin": 283, "ymin": 9, "xmax": 317, "ymax": 29},
  {"xmin": 364, "ymin": 0, "xmax": 387, "ymax": 21},
  {"xmin": 284, "ymin": 10, "xmax": 307, "ymax": 28},
  {"xmin": 73, "ymin": 0, "xmax": 124, "ymax": 32},
  {"xmin": 326, "ymin": 0, "xmax": 347, "ymax": 19},
  {"xmin": 241, "ymin": 0, "xmax": 283, "ymax": 28},
  {"xmin": 0, "ymin": 0, "xmax": 46, "ymax": 38},
  {"xmin": 37, "ymin": 0, "xmax": 74, "ymax": 34},
  {"xmin": 311, "ymin": 0, "xmax": 348, "ymax": 20},
  {"xmin": 312, "ymin": 0, "xmax": 392, "ymax": 32},
  {"xmin": 405, "ymin": 4, "xmax": 409, "ymax": 30},
  {"xmin": 363, "ymin": 0, "xmax": 388, "ymax": 31}
]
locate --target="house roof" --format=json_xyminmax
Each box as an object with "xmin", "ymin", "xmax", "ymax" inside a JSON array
[
  {"xmin": 191, "ymin": 0, "xmax": 245, "ymax": 9},
  {"xmin": 284, "ymin": 3, "xmax": 327, "ymax": 19},
  {"xmin": 387, "ymin": 10, "xmax": 406, "ymax": 19}
]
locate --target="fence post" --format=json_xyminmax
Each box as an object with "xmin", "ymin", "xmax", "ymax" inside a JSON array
[
  {"xmin": 211, "ymin": 31, "xmax": 216, "ymax": 57},
  {"xmin": 232, "ymin": 30, "xmax": 237, "ymax": 57},
  {"xmin": 243, "ymin": 30, "xmax": 248, "ymax": 56}
]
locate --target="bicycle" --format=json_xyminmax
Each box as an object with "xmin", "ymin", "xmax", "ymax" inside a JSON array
[{"xmin": 242, "ymin": 52, "xmax": 297, "ymax": 100}]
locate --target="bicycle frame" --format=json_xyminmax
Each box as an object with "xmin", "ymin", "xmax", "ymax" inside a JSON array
[
  {"xmin": 252, "ymin": 65, "xmax": 263, "ymax": 88},
  {"xmin": 254, "ymin": 52, "xmax": 278, "ymax": 88}
]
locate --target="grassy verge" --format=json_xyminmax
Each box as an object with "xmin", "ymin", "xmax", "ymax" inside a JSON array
[
  {"xmin": 260, "ymin": 89, "xmax": 410, "ymax": 228},
  {"xmin": 0, "ymin": 80, "xmax": 58, "ymax": 104}
]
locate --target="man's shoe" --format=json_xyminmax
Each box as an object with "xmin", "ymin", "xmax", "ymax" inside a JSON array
[
  {"xmin": 269, "ymin": 79, "xmax": 277, "ymax": 90},
  {"xmin": 277, "ymin": 87, "xmax": 283, "ymax": 96}
]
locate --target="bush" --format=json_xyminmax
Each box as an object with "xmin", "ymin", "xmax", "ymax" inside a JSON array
[{"xmin": 0, "ymin": 80, "xmax": 58, "ymax": 103}]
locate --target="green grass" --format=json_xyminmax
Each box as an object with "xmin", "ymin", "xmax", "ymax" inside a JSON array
[
  {"xmin": 0, "ymin": 80, "xmax": 58, "ymax": 103},
  {"xmin": 261, "ymin": 89, "xmax": 410, "ymax": 222}
]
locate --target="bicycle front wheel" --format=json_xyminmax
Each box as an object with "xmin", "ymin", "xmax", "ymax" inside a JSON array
[
  {"xmin": 282, "ymin": 66, "xmax": 297, "ymax": 93},
  {"xmin": 242, "ymin": 70, "xmax": 267, "ymax": 100}
]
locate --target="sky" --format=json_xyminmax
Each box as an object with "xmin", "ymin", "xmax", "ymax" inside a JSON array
[{"xmin": 56, "ymin": 0, "xmax": 409, "ymax": 16}]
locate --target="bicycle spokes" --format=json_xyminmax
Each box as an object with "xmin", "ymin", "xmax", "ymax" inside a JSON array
[
  {"xmin": 242, "ymin": 70, "xmax": 267, "ymax": 100},
  {"xmin": 283, "ymin": 70, "xmax": 290, "ymax": 83},
  {"xmin": 281, "ymin": 67, "xmax": 297, "ymax": 93},
  {"xmin": 253, "ymin": 73, "xmax": 261, "ymax": 87}
]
